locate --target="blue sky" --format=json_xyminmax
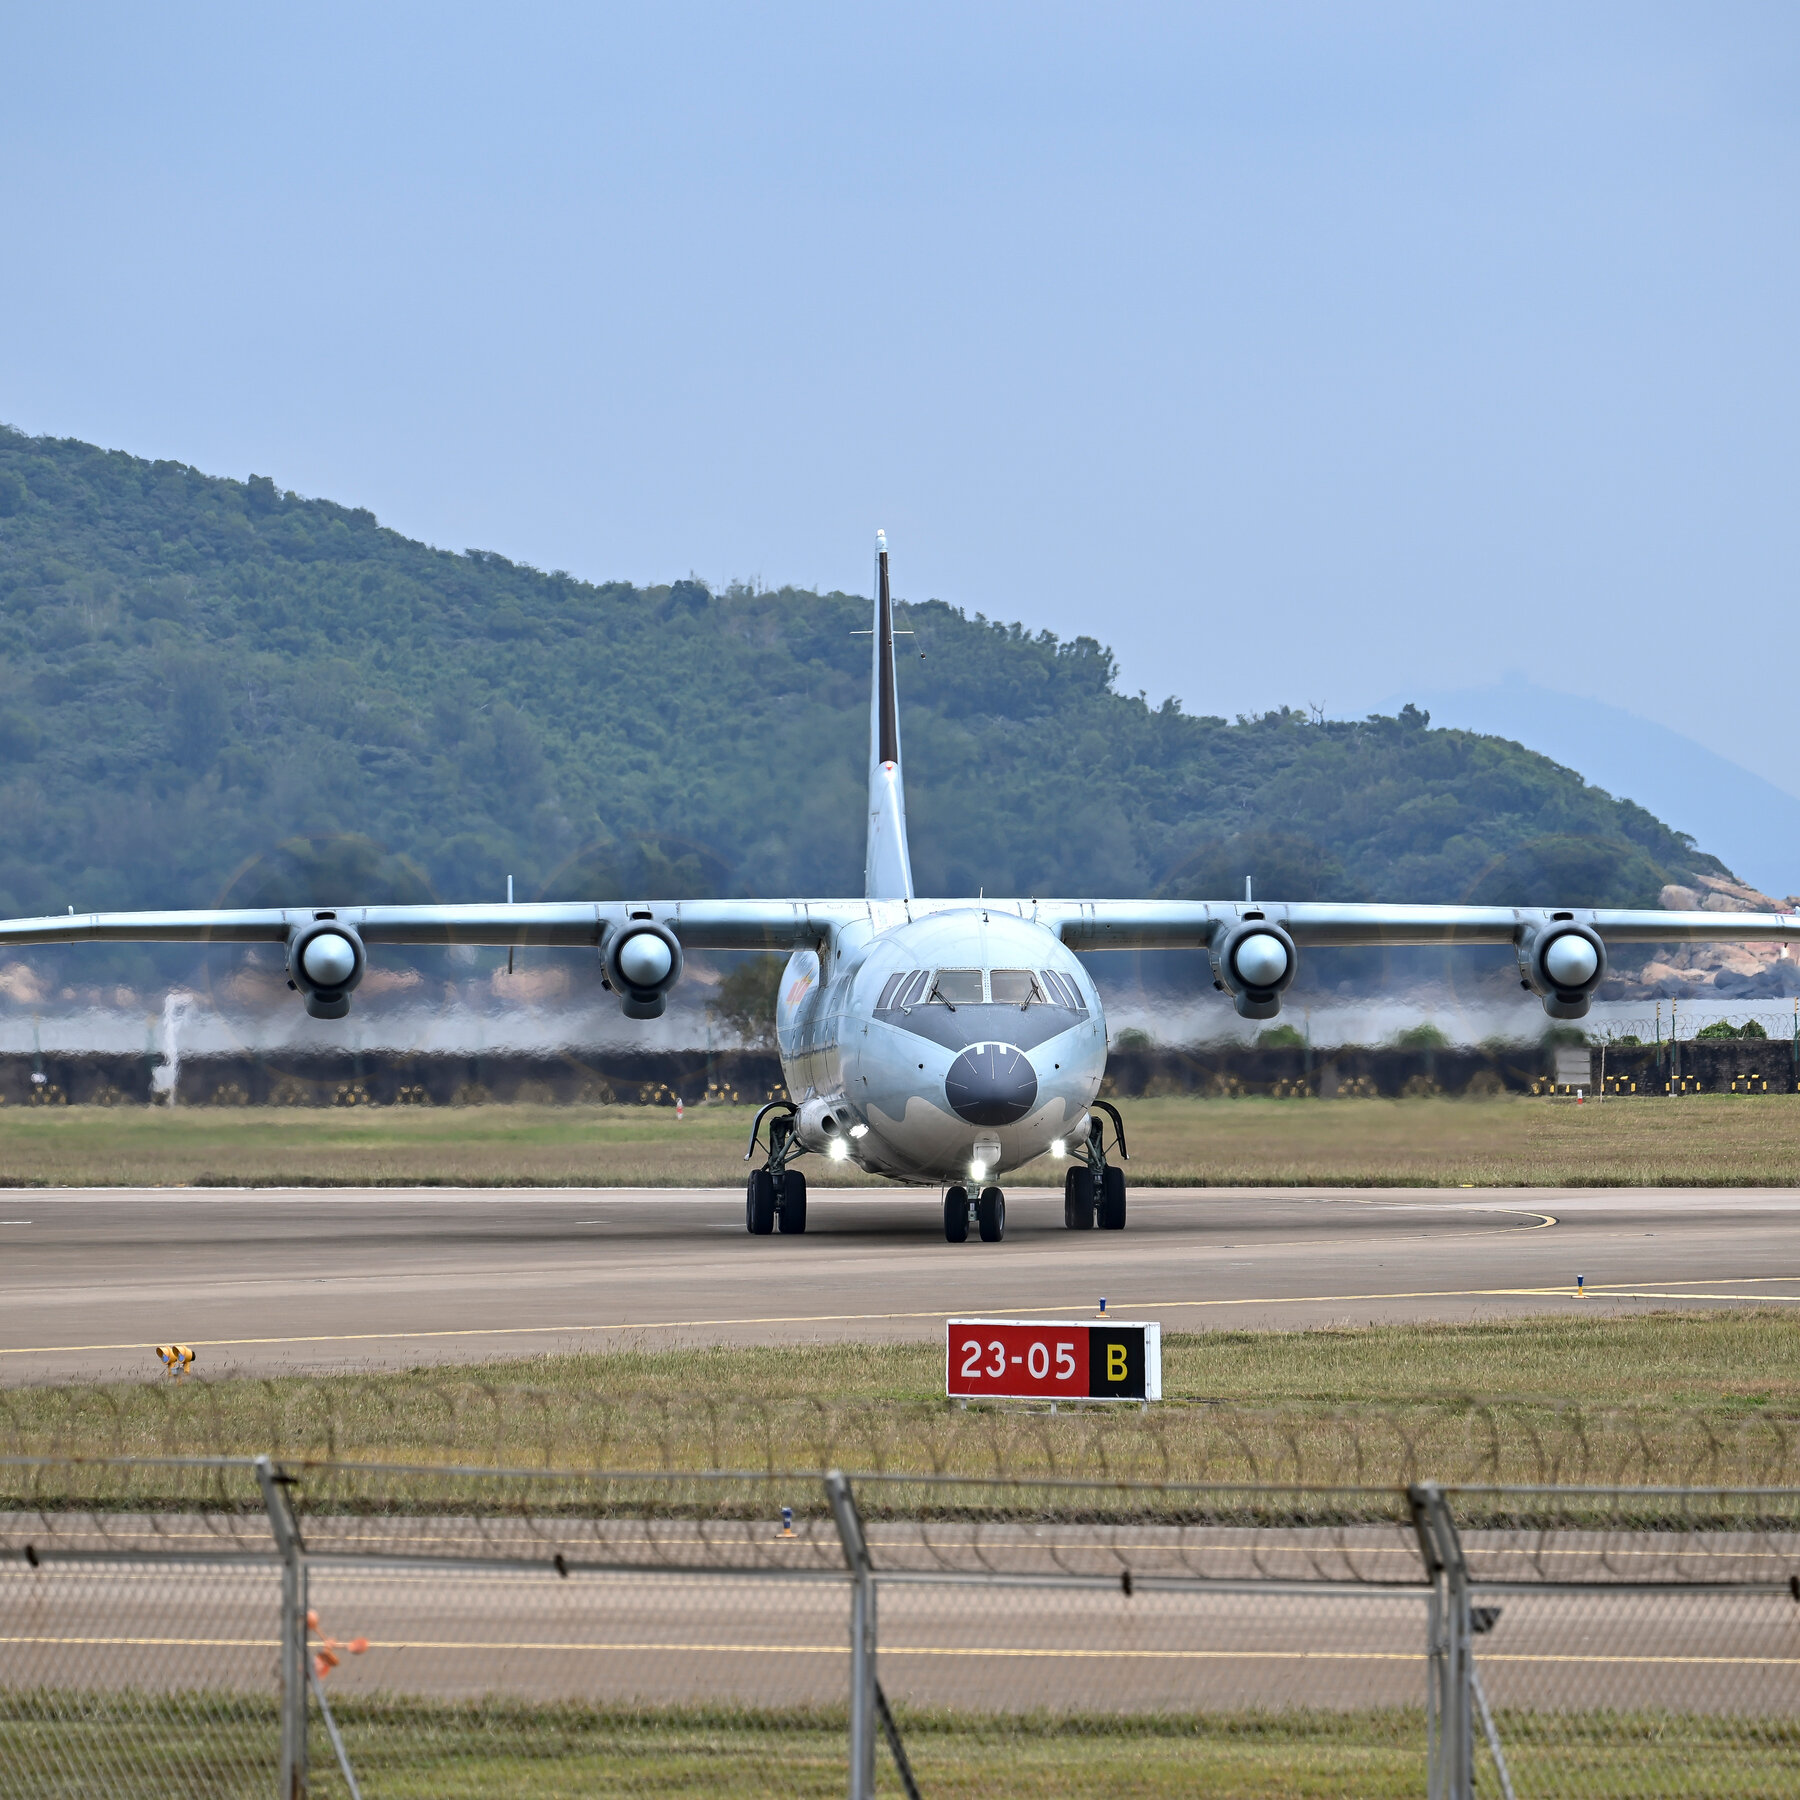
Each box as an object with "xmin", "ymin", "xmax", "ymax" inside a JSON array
[{"xmin": 3, "ymin": 5, "xmax": 1795, "ymax": 800}]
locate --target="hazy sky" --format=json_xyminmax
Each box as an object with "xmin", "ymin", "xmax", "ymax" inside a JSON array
[{"xmin": 3, "ymin": 5, "xmax": 1795, "ymax": 786}]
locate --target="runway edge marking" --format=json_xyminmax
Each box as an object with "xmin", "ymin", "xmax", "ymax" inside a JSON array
[{"xmin": 15, "ymin": 1272, "xmax": 1800, "ymax": 1359}]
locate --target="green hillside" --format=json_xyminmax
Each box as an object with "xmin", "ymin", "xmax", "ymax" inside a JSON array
[{"xmin": 0, "ymin": 427, "xmax": 1724, "ymax": 948}]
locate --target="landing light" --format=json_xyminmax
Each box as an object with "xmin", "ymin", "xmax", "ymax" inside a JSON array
[
  {"xmin": 849, "ymin": 1123, "xmax": 868, "ymax": 1139},
  {"xmin": 970, "ymin": 1159, "xmax": 988, "ymax": 1182},
  {"xmin": 828, "ymin": 1138, "xmax": 849, "ymax": 1161},
  {"xmin": 1050, "ymin": 1138, "xmax": 1067, "ymax": 1159}
]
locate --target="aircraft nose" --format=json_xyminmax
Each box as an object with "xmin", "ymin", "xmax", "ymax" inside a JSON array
[{"xmin": 945, "ymin": 1043, "xmax": 1038, "ymax": 1126}]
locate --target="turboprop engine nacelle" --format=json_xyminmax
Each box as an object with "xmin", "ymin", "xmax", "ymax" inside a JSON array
[
  {"xmin": 287, "ymin": 917, "xmax": 366, "ymax": 1020},
  {"xmin": 1210, "ymin": 918, "xmax": 1297, "ymax": 1021},
  {"xmin": 1518, "ymin": 920, "xmax": 1607, "ymax": 1020},
  {"xmin": 602, "ymin": 919, "xmax": 684, "ymax": 1019}
]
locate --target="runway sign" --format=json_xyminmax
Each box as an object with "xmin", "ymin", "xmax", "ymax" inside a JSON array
[{"xmin": 946, "ymin": 1318, "xmax": 1161, "ymax": 1401}]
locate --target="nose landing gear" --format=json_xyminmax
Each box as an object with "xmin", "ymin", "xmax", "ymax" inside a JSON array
[
  {"xmin": 944, "ymin": 1182, "xmax": 1006, "ymax": 1242},
  {"xmin": 1065, "ymin": 1101, "xmax": 1129, "ymax": 1231},
  {"xmin": 943, "ymin": 1184, "xmax": 969, "ymax": 1242},
  {"xmin": 976, "ymin": 1186, "xmax": 1006, "ymax": 1241}
]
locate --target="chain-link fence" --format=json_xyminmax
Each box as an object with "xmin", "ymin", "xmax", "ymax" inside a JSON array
[
  {"xmin": 1435, "ymin": 1484, "xmax": 1800, "ymax": 1798},
  {"xmin": 3, "ymin": 1457, "xmax": 1797, "ymax": 1797}
]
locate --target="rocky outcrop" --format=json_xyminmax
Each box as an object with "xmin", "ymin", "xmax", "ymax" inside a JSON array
[{"xmin": 1607, "ymin": 874, "xmax": 1800, "ymax": 999}]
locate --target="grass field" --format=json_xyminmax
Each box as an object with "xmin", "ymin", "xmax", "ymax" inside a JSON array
[
  {"xmin": 10, "ymin": 1313, "xmax": 1798, "ymax": 1488},
  {"xmin": 3, "ymin": 1696, "xmax": 1792, "ymax": 1799},
  {"xmin": 4, "ymin": 1092, "xmax": 1800, "ymax": 1187}
]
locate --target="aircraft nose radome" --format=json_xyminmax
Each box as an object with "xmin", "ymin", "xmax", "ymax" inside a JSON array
[{"xmin": 945, "ymin": 1043, "xmax": 1038, "ymax": 1127}]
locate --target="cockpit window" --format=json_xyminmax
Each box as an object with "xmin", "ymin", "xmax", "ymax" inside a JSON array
[
  {"xmin": 929, "ymin": 968, "xmax": 984, "ymax": 1005},
  {"xmin": 898, "ymin": 969, "xmax": 931, "ymax": 1008},
  {"xmin": 990, "ymin": 969, "xmax": 1042, "ymax": 1006},
  {"xmin": 876, "ymin": 973, "xmax": 909, "ymax": 1010},
  {"xmin": 1041, "ymin": 969, "xmax": 1084, "ymax": 1010}
]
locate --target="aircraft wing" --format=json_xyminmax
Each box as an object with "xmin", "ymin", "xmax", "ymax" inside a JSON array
[
  {"xmin": 3, "ymin": 893, "xmax": 1795, "ymax": 1025},
  {"xmin": 0, "ymin": 897, "xmax": 886, "ymax": 1019},
  {"xmin": 1039, "ymin": 899, "xmax": 1800, "ymax": 951},
  {"xmin": 6, "ymin": 894, "xmax": 1797, "ymax": 955},
  {"xmin": 1035, "ymin": 897, "xmax": 1800, "ymax": 1021},
  {"xmin": 0, "ymin": 899, "xmax": 872, "ymax": 953}
]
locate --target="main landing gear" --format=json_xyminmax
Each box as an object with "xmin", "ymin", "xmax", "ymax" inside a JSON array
[
  {"xmin": 943, "ymin": 1183, "xmax": 1006, "ymax": 1242},
  {"xmin": 744, "ymin": 1100, "xmax": 808, "ymax": 1236},
  {"xmin": 1064, "ymin": 1101, "xmax": 1128, "ymax": 1231}
]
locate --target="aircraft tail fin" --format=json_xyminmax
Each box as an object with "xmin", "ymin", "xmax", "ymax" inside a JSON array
[{"xmin": 864, "ymin": 530, "xmax": 915, "ymax": 901}]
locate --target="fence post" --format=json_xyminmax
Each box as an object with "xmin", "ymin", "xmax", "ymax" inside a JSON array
[
  {"xmin": 1423, "ymin": 1579, "xmax": 1443, "ymax": 1794},
  {"xmin": 825, "ymin": 1470, "xmax": 877, "ymax": 1800},
  {"xmin": 257, "ymin": 1457, "xmax": 308, "ymax": 1800},
  {"xmin": 1411, "ymin": 1482, "xmax": 1472, "ymax": 1800}
]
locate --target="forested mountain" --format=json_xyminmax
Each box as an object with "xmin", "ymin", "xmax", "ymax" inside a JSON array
[{"xmin": 0, "ymin": 427, "xmax": 1727, "ymax": 951}]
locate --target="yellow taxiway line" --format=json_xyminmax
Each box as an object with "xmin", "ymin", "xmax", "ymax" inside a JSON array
[
  {"xmin": 6, "ymin": 1634, "xmax": 1799, "ymax": 1668},
  {"xmin": 12, "ymin": 1216, "xmax": 1800, "ymax": 1360}
]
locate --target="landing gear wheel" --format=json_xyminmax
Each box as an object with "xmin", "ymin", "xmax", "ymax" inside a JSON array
[
  {"xmin": 1064, "ymin": 1166, "xmax": 1095, "ymax": 1230},
  {"xmin": 1098, "ymin": 1165, "xmax": 1126, "ymax": 1231},
  {"xmin": 777, "ymin": 1168, "xmax": 807, "ymax": 1235},
  {"xmin": 976, "ymin": 1186, "xmax": 1006, "ymax": 1242},
  {"xmin": 746, "ymin": 1168, "xmax": 775, "ymax": 1236},
  {"xmin": 943, "ymin": 1184, "xmax": 970, "ymax": 1243}
]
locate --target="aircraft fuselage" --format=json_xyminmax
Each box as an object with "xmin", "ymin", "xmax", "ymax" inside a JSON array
[{"xmin": 776, "ymin": 909, "xmax": 1107, "ymax": 1184}]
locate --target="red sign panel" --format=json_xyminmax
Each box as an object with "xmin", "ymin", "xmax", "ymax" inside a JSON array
[{"xmin": 946, "ymin": 1319, "xmax": 1161, "ymax": 1401}]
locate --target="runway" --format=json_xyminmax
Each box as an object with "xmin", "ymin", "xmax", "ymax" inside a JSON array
[
  {"xmin": 9, "ymin": 1557, "xmax": 1795, "ymax": 1715},
  {"xmin": 3, "ymin": 1184, "xmax": 1800, "ymax": 1381},
  {"xmin": 8, "ymin": 1504, "xmax": 1797, "ymax": 1716}
]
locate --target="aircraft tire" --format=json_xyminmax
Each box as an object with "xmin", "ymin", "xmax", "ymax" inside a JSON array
[
  {"xmin": 777, "ymin": 1168, "xmax": 807, "ymax": 1235},
  {"xmin": 943, "ymin": 1184, "xmax": 970, "ymax": 1243},
  {"xmin": 746, "ymin": 1168, "xmax": 776, "ymax": 1236},
  {"xmin": 1098, "ymin": 1166, "xmax": 1126, "ymax": 1231},
  {"xmin": 1064, "ymin": 1166, "xmax": 1095, "ymax": 1230},
  {"xmin": 977, "ymin": 1186, "xmax": 1006, "ymax": 1242}
]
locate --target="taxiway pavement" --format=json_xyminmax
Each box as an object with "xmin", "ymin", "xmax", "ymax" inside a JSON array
[
  {"xmin": 2, "ymin": 1185, "xmax": 1799, "ymax": 1382},
  {"xmin": 7, "ymin": 1520, "xmax": 1794, "ymax": 1713}
]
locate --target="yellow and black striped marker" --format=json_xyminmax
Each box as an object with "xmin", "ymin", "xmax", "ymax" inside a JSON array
[{"xmin": 155, "ymin": 1344, "xmax": 195, "ymax": 1375}]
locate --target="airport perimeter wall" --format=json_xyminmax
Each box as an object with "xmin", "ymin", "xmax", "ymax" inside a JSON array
[
  {"xmin": 1590, "ymin": 1037, "xmax": 1800, "ymax": 1095},
  {"xmin": 3, "ymin": 1456, "xmax": 1797, "ymax": 1800},
  {"xmin": 0, "ymin": 1048, "xmax": 788, "ymax": 1109},
  {"xmin": 4, "ymin": 1037, "xmax": 1799, "ymax": 1105}
]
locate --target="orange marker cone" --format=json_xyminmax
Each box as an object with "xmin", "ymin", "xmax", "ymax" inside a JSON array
[{"xmin": 306, "ymin": 1608, "xmax": 369, "ymax": 1680}]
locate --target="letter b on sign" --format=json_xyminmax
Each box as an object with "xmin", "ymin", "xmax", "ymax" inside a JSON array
[{"xmin": 1090, "ymin": 1328, "xmax": 1145, "ymax": 1398}]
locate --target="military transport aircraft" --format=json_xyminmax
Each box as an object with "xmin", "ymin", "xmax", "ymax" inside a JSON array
[{"xmin": 3, "ymin": 533, "xmax": 1796, "ymax": 1242}]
